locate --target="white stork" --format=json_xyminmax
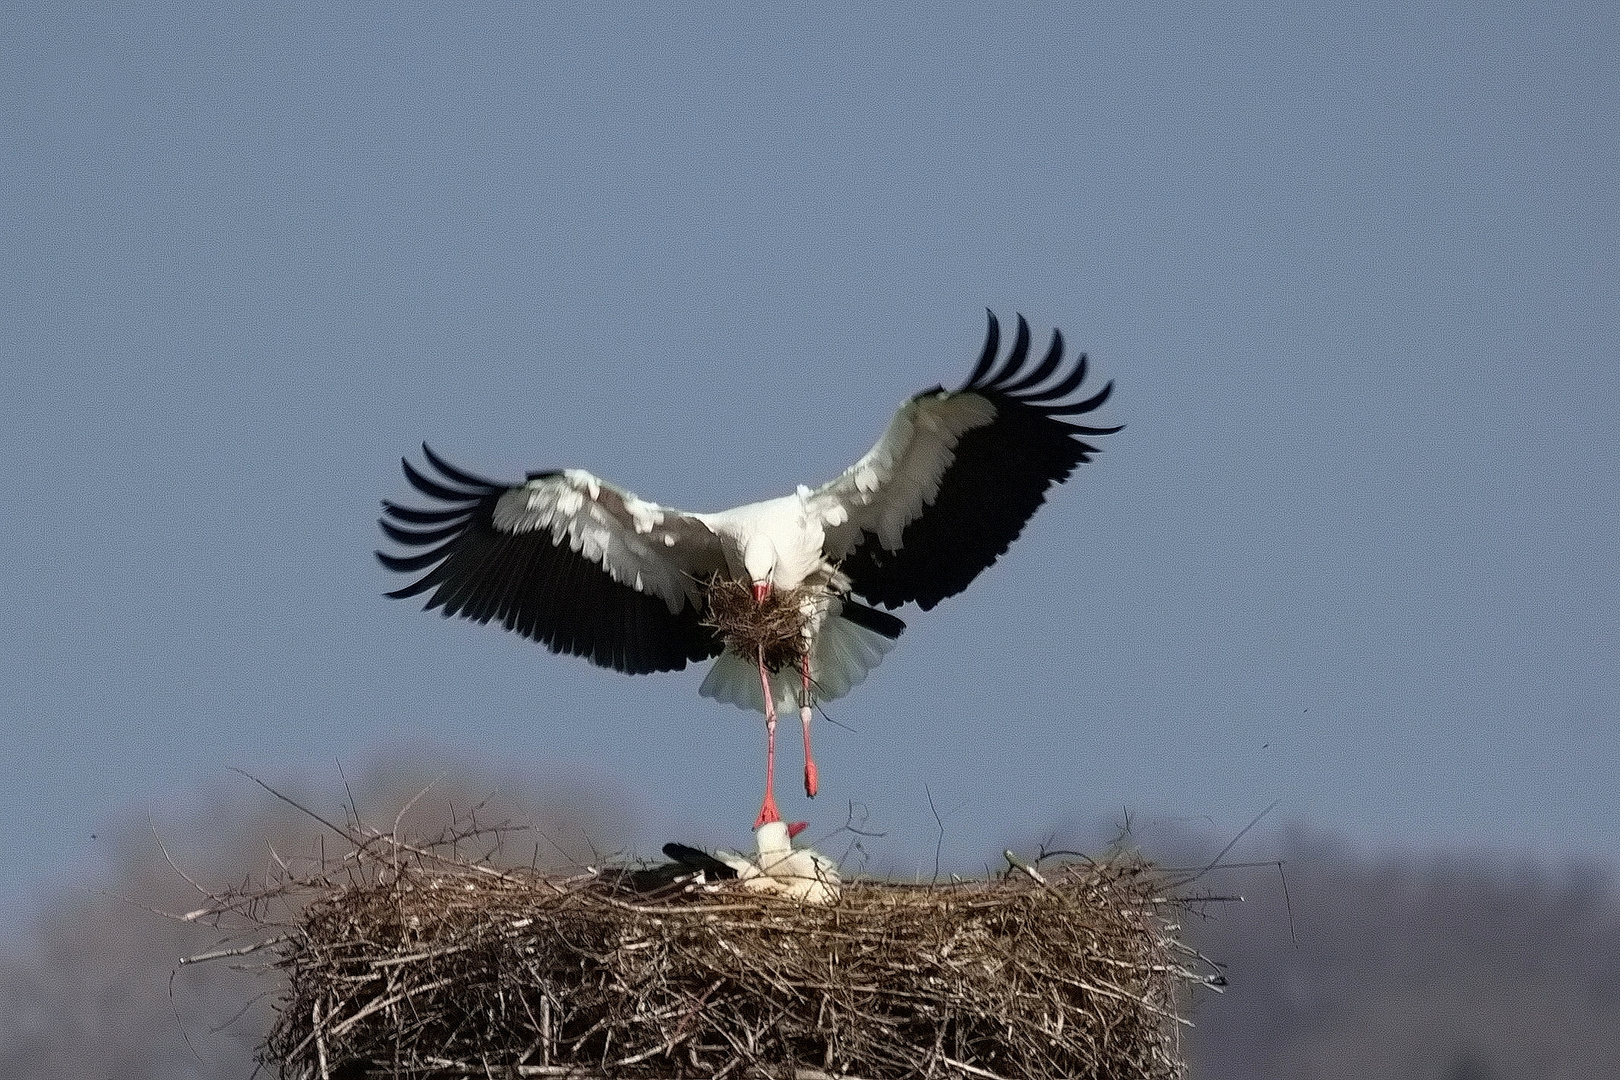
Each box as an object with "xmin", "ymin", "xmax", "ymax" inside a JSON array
[
  {"xmin": 377, "ymin": 312, "xmax": 1119, "ymax": 828},
  {"xmin": 717, "ymin": 820, "xmax": 841, "ymax": 905},
  {"xmin": 623, "ymin": 822, "xmax": 840, "ymax": 905}
]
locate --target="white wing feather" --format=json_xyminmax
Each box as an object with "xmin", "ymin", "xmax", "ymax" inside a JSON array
[
  {"xmin": 812, "ymin": 392, "xmax": 998, "ymax": 556},
  {"xmin": 491, "ymin": 470, "xmax": 722, "ymax": 614}
]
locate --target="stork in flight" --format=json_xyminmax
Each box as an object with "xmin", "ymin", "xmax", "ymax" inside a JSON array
[{"xmin": 377, "ymin": 312, "xmax": 1119, "ymax": 828}]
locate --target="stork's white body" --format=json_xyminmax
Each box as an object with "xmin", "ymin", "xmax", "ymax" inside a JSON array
[
  {"xmin": 705, "ymin": 492, "xmax": 832, "ymax": 593},
  {"xmin": 716, "ymin": 821, "xmax": 841, "ymax": 905},
  {"xmin": 696, "ymin": 493, "xmax": 895, "ymax": 715}
]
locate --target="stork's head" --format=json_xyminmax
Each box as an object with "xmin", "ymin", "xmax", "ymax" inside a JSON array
[
  {"xmin": 754, "ymin": 819, "xmax": 790, "ymax": 857},
  {"xmin": 755, "ymin": 820, "xmax": 810, "ymax": 857},
  {"xmin": 742, "ymin": 534, "xmax": 776, "ymax": 604}
]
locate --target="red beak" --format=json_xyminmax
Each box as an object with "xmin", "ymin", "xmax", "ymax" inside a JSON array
[
  {"xmin": 751, "ymin": 582, "xmax": 771, "ymax": 604},
  {"xmin": 786, "ymin": 821, "xmax": 809, "ymax": 839}
]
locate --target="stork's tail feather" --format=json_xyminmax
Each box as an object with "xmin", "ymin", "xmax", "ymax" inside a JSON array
[
  {"xmin": 698, "ymin": 611, "xmax": 898, "ymax": 715},
  {"xmin": 809, "ymin": 610, "xmax": 898, "ymax": 700}
]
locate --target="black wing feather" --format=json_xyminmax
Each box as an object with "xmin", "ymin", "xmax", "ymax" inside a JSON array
[
  {"xmin": 400, "ymin": 458, "xmax": 481, "ymax": 503},
  {"xmin": 842, "ymin": 313, "xmax": 1121, "ymax": 611},
  {"xmin": 1042, "ymin": 378, "xmax": 1115, "ymax": 417},
  {"xmin": 1000, "ymin": 328, "xmax": 1065, "ymax": 394},
  {"xmin": 377, "ymin": 450, "xmax": 722, "ymax": 675},
  {"xmin": 662, "ymin": 843, "xmax": 741, "ymax": 879},
  {"xmin": 380, "ymin": 500, "xmax": 476, "ymax": 526},
  {"xmin": 984, "ymin": 314, "xmax": 1032, "ymax": 385},
  {"xmin": 377, "ymin": 541, "xmax": 463, "ymax": 575},
  {"xmin": 419, "ymin": 442, "xmax": 501, "ymax": 489},
  {"xmin": 960, "ymin": 309, "xmax": 1002, "ymax": 389},
  {"xmin": 840, "ymin": 599, "xmax": 907, "ymax": 640},
  {"xmin": 611, "ymin": 842, "xmax": 741, "ymax": 895},
  {"xmin": 377, "ymin": 518, "xmax": 467, "ymax": 548}
]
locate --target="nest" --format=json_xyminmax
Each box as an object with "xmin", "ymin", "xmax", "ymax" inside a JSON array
[
  {"xmin": 257, "ymin": 846, "xmax": 1215, "ymax": 1079},
  {"xmin": 703, "ymin": 578, "xmax": 815, "ymax": 672}
]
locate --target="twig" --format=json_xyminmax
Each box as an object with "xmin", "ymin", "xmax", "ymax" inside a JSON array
[
  {"xmin": 169, "ymin": 967, "xmax": 207, "ymax": 1068},
  {"xmin": 150, "ymin": 820, "xmax": 212, "ymax": 902},
  {"xmin": 179, "ymin": 935, "xmax": 289, "ymax": 965},
  {"xmin": 231, "ymin": 768, "xmax": 359, "ymax": 847},
  {"xmin": 942, "ymin": 1057, "xmax": 1012, "ymax": 1080},
  {"xmin": 329, "ymin": 977, "xmax": 456, "ymax": 1039},
  {"xmin": 313, "ymin": 1000, "xmax": 329, "ymax": 1080},
  {"xmin": 1186, "ymin": 799, "xmax": 1280, "ymax": 886},
  {"xmin": 1278, "ymin": 859, "xmax": 1298, "ymax": 946},
  {"xmin": 392, "ymin": 773, "xmax": 444, "ymax": 876},
  {"xmin": 208, "ymin": 988, "xmax": 272, "ymax": 1035},
  {"xmin": 336, "ymin": 760, "xmax": 361, "ymax": 831},
  {"xmin": 1003, "ymin": 850, "xmax": 1049, "ymax": 886},
  {"xmin": 926, "ymin": 784, "xmax": 945, "ymax": 884}
]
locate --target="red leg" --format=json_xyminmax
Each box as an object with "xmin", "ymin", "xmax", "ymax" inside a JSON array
[
  {"xmin": 800, "ymin": 652, "xmax": 818, "ymax": 797},
  {"xmin": 753, "ymin": 645, "xmax": 781, "ymax": 828}
]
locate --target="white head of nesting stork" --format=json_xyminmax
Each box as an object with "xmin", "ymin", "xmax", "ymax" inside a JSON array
[{"xmin": 376, "ymin": 311, "xmax": 1120, "ymax": 830}]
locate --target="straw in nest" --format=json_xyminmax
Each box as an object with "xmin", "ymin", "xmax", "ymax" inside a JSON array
[{"xmin": 703, "ymin": 577, "xmax": 817, "ymax": 672}]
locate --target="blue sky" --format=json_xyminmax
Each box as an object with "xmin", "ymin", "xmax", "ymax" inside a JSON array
[{"xmin": 3, "ymin": 2, "xmax": 1616, "ymax": 921}]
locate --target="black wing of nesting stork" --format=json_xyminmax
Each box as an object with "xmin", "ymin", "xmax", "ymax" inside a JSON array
[
  {"xmin": 613, "ymin": 825, "xmax": 836, "ymax": 904},
  {"xmin": 377, "ymin": 311, "xmax": 1118, "ymax": 829},
  {"xmin": 613, "ymin": 842, "xmax": 742, "ymax": 897}
]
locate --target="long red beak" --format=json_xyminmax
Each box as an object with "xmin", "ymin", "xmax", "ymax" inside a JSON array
[
  {"xmin": 752, "ymin": 582, "xmax": 771, "ymax": 604},
  {"xmin": 786, "ymin": 821, "xmax": 809, "ymax": 839}
]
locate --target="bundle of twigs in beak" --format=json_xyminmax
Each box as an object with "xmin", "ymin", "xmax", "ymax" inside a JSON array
[{"xmin": 703, "ymin": 576, "xmax": 815, "ymax": 672}]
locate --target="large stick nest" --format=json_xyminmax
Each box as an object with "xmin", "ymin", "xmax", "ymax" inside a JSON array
[
  {"xmin": 254, "ymin": 842, "xmax": 1216, "ymax": 1079},
  {"xmin": 703, "ymin": 578, "xmax": 815, "ymax": 673}
]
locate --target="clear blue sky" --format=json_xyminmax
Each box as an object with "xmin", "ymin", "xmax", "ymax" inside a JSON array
[{"xmin": 3, "ymin": 2, "xmax": 1616, "ymax": 921}]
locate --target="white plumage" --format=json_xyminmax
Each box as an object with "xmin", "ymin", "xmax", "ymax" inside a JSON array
[
  {"xmin": 715, "ymin": 821, "xmax": 841, "ymax": 906},
  {"xmin": 378, "ymin": 311, "xmax": 1118, "ymax": 826}
]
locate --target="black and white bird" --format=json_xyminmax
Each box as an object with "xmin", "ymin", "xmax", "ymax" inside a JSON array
[
  {"xmin": 618, "ymin": 821, "xmax": 839, "ymax": 905},
  {"xmin": 377, "ymin": 312, "xmax": 1119, "ymax": 827}
]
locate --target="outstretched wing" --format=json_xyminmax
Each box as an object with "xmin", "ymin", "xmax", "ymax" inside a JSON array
[
  {"xmin": 377, "ymin": 446, "xmax": 727, "ymax": 674},
  {"xmin": 813, "ymin": 311, "xmax": 1120, "ymax": 611}
]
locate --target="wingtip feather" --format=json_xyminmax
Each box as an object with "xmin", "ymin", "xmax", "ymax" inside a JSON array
[
  {"xmin": 984, "ymin": 314, "xmax": 1033, "ymax": 387},
  {"xmin": 960, "ymin": 310, "xmax": 1002, "ymax": 390}
]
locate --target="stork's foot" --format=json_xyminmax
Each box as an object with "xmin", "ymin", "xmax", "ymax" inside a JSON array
[
  {"xmin": 799, "ymin": 703, "xmax": 818, "ymax": 797},
  {"xmin": 797, "ymin": 651, "xmax": 818, "ymax": 798}
]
